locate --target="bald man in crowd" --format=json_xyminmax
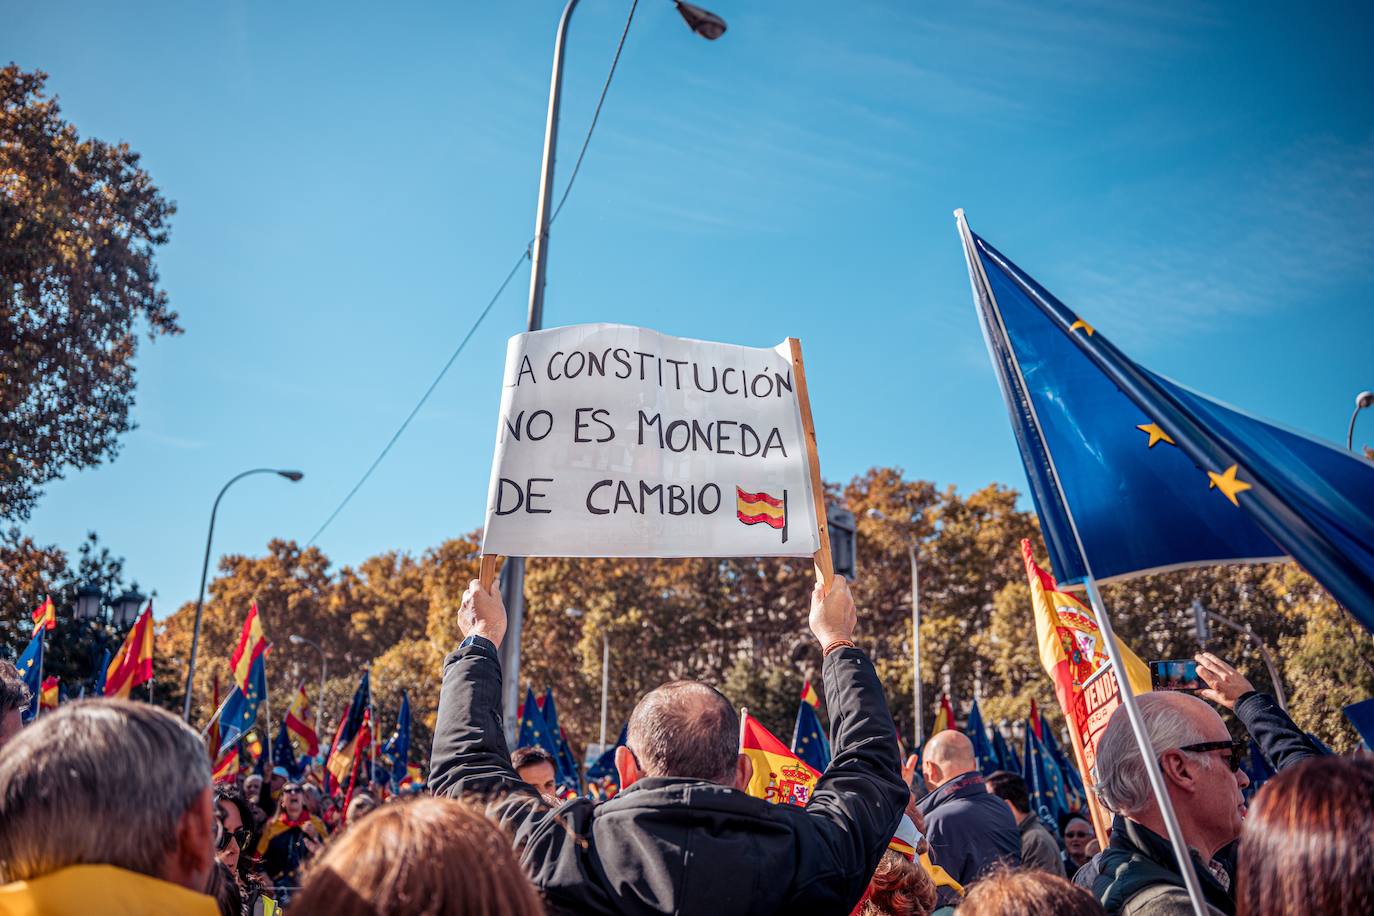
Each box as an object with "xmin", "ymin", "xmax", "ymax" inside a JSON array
[{"xmin": 916, "ymin": 729, "xmax": 1021, "ymax": 887}]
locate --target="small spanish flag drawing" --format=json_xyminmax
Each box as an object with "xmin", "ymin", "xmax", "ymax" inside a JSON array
[
  {"xmin": 800, "ymin": 680, "xmax": 820, "ymax": 709},
  {"xmin": 736, "ymin": 487, "xmax": 788, "ymax": 543}
]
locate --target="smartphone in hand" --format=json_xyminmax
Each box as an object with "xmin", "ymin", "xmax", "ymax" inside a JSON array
[{"xmin": 1149, "ymin": 659, "xmax": 1207, "ymax": 691}]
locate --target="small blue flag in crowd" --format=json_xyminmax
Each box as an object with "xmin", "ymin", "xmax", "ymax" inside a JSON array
[
  {"xmin": 541, "ymin": 689, "xmax": 582, "ymax": 794},
  {"xmin": 16, "ymin": 630, "xmax": 44, "ymax": 723},
  {"xmin": 791, "ymin": 692, "xmax": 831, "ymax": 772},
  {"xmin": 965, "ymin": 700, "xmax": 999, "ymax": 776},
  {"xmin": 382, "ymin": 691, "xmax": 412, "ymax": 789}
]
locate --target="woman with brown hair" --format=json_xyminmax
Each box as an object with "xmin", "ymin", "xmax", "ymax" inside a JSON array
[
  {"xmin": 958, "ymin": 867, "xmax": 1106, "ymax": 916},
  {"xmin": 291, "ymin": 796, "xmax": 544, "ymax": 916},
  {"xmin": 1236, "ymin": 754, "xmax": 1374, "ymax": 916}
]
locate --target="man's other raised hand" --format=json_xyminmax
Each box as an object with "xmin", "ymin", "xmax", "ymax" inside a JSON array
[{"xmin": 459, "ymin": 578, "xmax": 508, "ymax": 649}]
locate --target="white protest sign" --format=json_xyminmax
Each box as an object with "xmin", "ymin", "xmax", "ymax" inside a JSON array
[{"xmin": 481, "ymin": 323, "xmax": 820, "ymax": 559}]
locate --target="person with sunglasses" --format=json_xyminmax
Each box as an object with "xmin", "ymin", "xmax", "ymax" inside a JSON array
[
  {"xmin": 256, "ymin": 781, "xmax": 329, "ymax": 906},
  {"xmin": 1090, "ymin": 691, "xmax": 1252, "ymax": 916}
]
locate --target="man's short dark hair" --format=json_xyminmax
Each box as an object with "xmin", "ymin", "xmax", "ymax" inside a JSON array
[
  {"xmin": 986, "ymin": 770, "xmax": 1030, "ymax": 814},
  {"xmin": 511, "ymin": 746, "xmax": 555, "ymax": 771},
  {"xmin": 627, "ymin": 681, "xmax": 738, "ymax": 784},
  {"xmin": 0, "ymin": 660, "xmax": 30, "ymax": 716}
]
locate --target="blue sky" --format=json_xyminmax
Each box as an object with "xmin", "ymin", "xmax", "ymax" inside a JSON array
[{"xmin": 9, "ymin": 0, "xmax": 1373, "ymax": 614}]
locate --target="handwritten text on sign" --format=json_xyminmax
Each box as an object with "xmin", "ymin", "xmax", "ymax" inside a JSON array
[{"xmin": 482, "ymin": 324, "xmax": 819, "ymax": 558}]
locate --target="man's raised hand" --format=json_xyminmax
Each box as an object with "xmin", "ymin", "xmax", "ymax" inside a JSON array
[
  {"xmin": 809, "ymin": 577, "xmax": 857, "ymax": 649},
  {"xmin": 1194, "ymin": 652, "xmax": 1254, "ymax": 710},
  {"xmin": 458, "ymin": 578, "xmax": 507, "ymax": 649}
]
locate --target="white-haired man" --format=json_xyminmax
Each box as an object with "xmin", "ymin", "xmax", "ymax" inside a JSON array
[
  {"xmin": 1091, "ymin": 692, "xmax": 1249, "ymax": 916},
  {"xmin": 0, "ymin": 699, "xmax": 218, "ymax": 915}
]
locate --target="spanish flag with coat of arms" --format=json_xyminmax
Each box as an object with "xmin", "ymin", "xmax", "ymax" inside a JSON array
[{"xmin": 740, "ymin": 712, "xmax": 819, "ymax": 808}]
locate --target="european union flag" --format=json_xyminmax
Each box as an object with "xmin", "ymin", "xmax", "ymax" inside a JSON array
[
  {"xmin": 956, "ymin": 211, "xmax": 1374, "ymax": 632},
  {"xmin": 1022, "ymin": 725, "xmax": 1063, "ymax": 829},
  {"xmin": 516, "ymin": 687, "xmax": 560, "ymax": 764},
  {"xmin": 216, "ymin": 653, "xmax": 266, "ymax": 755},
  {"xmin": 1343, "ymin": 698, "xmax": 1374, "ymax": 750},
  {"xmin": 965, "ymin": 700, "xmax": 999, "ymax": 776},
  {"xmin": 382, "ymin": 691, "xmax": 411, "ymax": 789},
  {"xmin": 791, "ymin": 699, "xmax": 832, "ymax": 772},
  {"xmin": 1040, "ymin": 722, "xmax": 1086, "ymax": 812},
  {"xmin": 585, "ymin": 724, "xmax": 627, "ymax": 785},
  {"xmin": 1239, "ymin": 739, "xmax": 1275, "ymax": 801},
  {"xmin": 17, "ymin": 630, "xmax": 43, "ymax": 722},
  {"xmin": 541, "ymin": 688, "xmax": 581, "ymax": 793},
  {"xmin": 92, "ymin": 647, "xmax": 110, "ymax": 697},
  {"xmin": 270, "ymin": 722, "xmax": 303, "ymax": 779},
  {"xmin": 992, "ymin": 725, "xmax": 1019, "ymax": 773}
]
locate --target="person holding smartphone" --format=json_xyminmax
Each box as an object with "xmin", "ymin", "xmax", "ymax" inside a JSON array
[{"xmin": 1191, "ymin": 653, "xmax": 1318, "ymax": 775}]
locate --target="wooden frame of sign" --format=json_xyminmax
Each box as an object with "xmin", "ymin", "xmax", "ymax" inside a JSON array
[{"xmin": 478, "ymin": 337, "xmax": 835, "ymax": 592}]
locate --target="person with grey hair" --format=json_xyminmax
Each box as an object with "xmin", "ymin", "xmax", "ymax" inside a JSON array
[
  {"xmin": 0, "ymin": 660, "xmax": 30, "ymax": 751},
  {"xmin": 1089, "ymin": 692, "xmax": 1249, "ymax": 916},
  {"xmin": 0, "ymin": 698, "xmax": 219, "ymax": 915},
  {"xmin": 430, "ymin": 575, "xmax": 909, "ymax": 915}
]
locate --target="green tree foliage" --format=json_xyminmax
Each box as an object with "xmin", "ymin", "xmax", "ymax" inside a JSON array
[{"xmin": 1, "ymin": 65, "xmax": 179, "ymax": 521}]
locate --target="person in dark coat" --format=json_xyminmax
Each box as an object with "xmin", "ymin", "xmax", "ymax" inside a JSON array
[
  {"xmin": 429, "ymin": 576, "xmax": 908, "ymax": 916},
  {"xmin": 916, "ymin": 730, "xmax": 1021, "ymax": 890}
]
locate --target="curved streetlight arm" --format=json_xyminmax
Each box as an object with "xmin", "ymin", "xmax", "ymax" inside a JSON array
[
  {"xmin": 1203, "ymin": 609, "xmax": 1287, "ymax": 711},
  {"xmin": 182, "ymin": 468, "xmax": 302, "ymax": 721}
]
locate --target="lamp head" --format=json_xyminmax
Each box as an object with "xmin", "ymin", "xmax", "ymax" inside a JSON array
[
  {"xmin": 289, "ymin": 634, "xmax": 304, "ymax": 645},
  {"xmin": 277, "ymin": 470, "xmax": 304, "ymax": 482},
  {"xmin": 1357, "ymin": 391, "xmax": 1374, "ymax": 410},
  {"xmin": 675, "ymin": 1, "xmax": 727, "ymax": 40}
]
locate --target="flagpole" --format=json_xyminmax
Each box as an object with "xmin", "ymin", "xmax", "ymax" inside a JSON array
[
  {"xmin": 909, "ymin": 543, "xmax": 922, "ymax": 750},
  {"xmin": 956, "ymin": 208, "xmax": 1209, "ymax": 916},
  {"xmin": 599, "ymin": 632, "xmax": 610, "ymax": 749},
  {"xmin": 34, "ymin": 630, "xmax": 45, "ymax": 720}
]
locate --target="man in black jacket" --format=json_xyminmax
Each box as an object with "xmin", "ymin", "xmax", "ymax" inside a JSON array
[{"xmin": 430, "ymin": 576, "xmax": 908, "ymax": 916}]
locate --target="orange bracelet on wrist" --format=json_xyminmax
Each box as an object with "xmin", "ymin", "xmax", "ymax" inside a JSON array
[{"xmin": 823, "ymin": 638, "xmax": 856, "ymax": 657}]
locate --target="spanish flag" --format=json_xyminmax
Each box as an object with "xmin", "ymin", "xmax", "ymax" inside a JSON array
[
  {"xmin": 31, "ymin": 596, "xmax": 55, "ymax": 638},
  {"xmin": 736, "ymin": 487, "xmax": 788, "ymax": 542},
  {"xmin": 932, "ymin": 693, "xmax": 957, "ymax": 733},
  {"xmin": 800, "ymin": 680, "xmax": 820, "ymax": 709},
  {"xmin": 230, "ymin": 604, "xmax": 269, "ymax": 694},
  {"xmin": 1024, "ymin": 539, "xmax": 1150, "ymax": 837},
  {"xmin": 104, "ymin": 603, "xmax": 154, "ymax": 699},
  {"xmin": 327, "ymin": 671, "xmax": 372, "ymax": 783},
  {"xmin": 741, "ymin": 712, "xmax": 820, "ymax": 808},
  {"xmin": 284, "ymin": 683, "xmax": 320, "ymax": 757},
  {"xmin": 39, "ymin": 676, "xmax": 59, "ymax": 711},
  {"xmin": 212, "ymin": 746, "xmax": 239, "ymax": 783}
]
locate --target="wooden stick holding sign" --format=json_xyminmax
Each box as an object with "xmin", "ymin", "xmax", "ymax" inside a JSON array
[
  {"xmin": 787, "ymin": 337, "xmax": 834, "ymax": 591},
  {"xmin": 479, "ymin": 553, "xmax": 500, "ymax": 591}
]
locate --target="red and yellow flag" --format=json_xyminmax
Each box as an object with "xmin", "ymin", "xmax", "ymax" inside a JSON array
[
  {"xmin": 285, "ymin": 683, "xmax": 320, "ymax": 757},
  {"xmin": 736, "ymin": 487, "xmax": 785, "ymax": 530},
  {"xmin": 741, "ymin": 712, "xmax": 820, "ymax": 807},
  {"xmin": 212, "ymin": 747, "xmax": 239, "ymax": 783},
  {"xmin": 932, "ymin": 693, "xmax": 957, "ymax": 733},
  {"xmin": 39, "ymin": 676, "xmax": 59, "ymax": 711},
  {"xmin": 104, "ymin": 604, "xmax": 154, "ymax": 699},
  {"xmin": 230, "ymin": 604, "xmax": 269, "ymax": 694},
  {"xmin": 800, "ymin": 680, "xmax": 820, "ymax": 709},
  {"xmin": 31, "ymin": 596, "xmax": 55, "ymax": 638},
  {"xmin": 1024, "ymin": 539, "xmax": 1150, "ymax": 839}
]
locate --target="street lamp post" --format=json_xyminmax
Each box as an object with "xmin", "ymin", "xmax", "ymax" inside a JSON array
[
  {"xmin": 867, "ymin": 508, "xmax": 924, "ymax": 750},
  {"xmin": 499, "ymin": 0, "xmax": 727, "ymax": 738},
  {"xmin": 289, "ymin": 634, "xmax": 328, "ymax": 738},
  {"xmin": 1348, "ymin": 391, "xmax": 1374, "ymax": 451},
  {"xmin": 182, "ymin": 468, "xmax": 304, "ymax": 721}
]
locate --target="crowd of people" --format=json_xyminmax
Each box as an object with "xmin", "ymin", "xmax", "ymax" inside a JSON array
[{"xmin": 0, "ymin": 579, "xmax": 1371, "ymax": 915}]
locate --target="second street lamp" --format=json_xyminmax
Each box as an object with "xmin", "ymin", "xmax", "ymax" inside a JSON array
[
  {"xmin": 289, "ymin": 633, "xmax": 328, "ymax": 739},
  {"xmin": 182, "ymin": 468, "xmax": 304, "ymax": 721}
]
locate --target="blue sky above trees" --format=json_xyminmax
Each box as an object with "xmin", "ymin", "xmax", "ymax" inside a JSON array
[{"xmin": 9, "ymin": 0, "xmax": 1373, "ymax": 610}]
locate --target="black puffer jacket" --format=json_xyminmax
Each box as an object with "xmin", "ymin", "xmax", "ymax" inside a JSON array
[{"xmin": 430, "ymin": 637, "xmax": 908, "ymax": 916}]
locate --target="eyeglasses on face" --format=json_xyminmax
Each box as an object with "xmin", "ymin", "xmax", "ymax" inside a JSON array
[
  {"xmin": 282, "ymin": 787, "xmax": 304, "ymax": 795},
  {"xmin": 1064, "ymin": 830, "xmax": 1093, "ymax": 839},
  {"xmin": 1176, "ymin": 739, "xmax": 1248, "ymax": 772}
]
